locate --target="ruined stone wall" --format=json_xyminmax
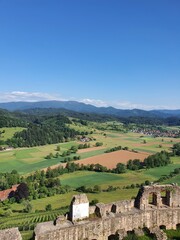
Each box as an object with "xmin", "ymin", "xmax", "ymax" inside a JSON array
[
  {"xmin": 111, "ymin": 200, "xmax": 134, "ymax": 214},
  {"xmin": 35, "ymin": 208, "xmax": 180, "ymax": 240},
  {"xmin": 135, "ymin": 184, "xmax": 180, "ymax": 210},
  {"xmin": 89, "ymin": 206, "xmax": 96, "ymax": 215},
  {"xmin": 94, "ymin": 200, "xmax": 134, "ymax": 218},
  {"xmin": 0, "ymin": 228, "xmax": 22, "ymax": 240},
  {"xmin": 35, "ymin": 184, "xmax": 180, "ymax": 240}
]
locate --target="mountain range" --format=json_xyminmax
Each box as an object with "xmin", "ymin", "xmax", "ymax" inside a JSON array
[{"xmin": 0, "ymin": 100, "xmax": 180, "ymax": 118}]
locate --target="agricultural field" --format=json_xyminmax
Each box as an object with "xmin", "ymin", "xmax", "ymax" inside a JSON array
[
  {"xmin": 60, "ymin": 157, "xmax": 180, "ymax": 190},
  {"xmin": 0, "ymin": 121, "xmax": 179, "ymax": 239},
  {"xmin": 74, "ymin": 149, "xmax": 149, "ymax": 169},
  {"xmin": 0, "ymin": 209, "xmax": 66, "ymax": 231},
  {"xmin": 0, "ymin": 123, "xmax": 179, "ymax": 174}
]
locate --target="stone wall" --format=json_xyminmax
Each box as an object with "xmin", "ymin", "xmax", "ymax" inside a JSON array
[
  {"xmin": 0, "ymin": 228, "xmax": 22, "ymax": 240},
  {"xmin": 34, "ymin": 184, "xmax": 180, "ymax": 240},
  {"xmin": 135, "ymin": 184, "xmax": 180, "ymax": 210},
  {"xmin": 35, "ymin": 208, "xmax": 180, "ymax": 240}
]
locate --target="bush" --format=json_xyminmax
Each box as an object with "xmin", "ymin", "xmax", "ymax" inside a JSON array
[
  {"xmin": 95, "ymin": 142, "xmax": 103, "ymax": 147},
  {"xmin": 45, "ymin": 204, "xmax": 52, "ymax": 211}
]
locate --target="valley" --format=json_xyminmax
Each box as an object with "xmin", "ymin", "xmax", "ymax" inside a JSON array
[{"xmin": 0, "ymin": 108, "xmax": 180, "ymax": 239}]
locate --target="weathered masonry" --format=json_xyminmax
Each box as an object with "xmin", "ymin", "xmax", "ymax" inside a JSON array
[
  {"xmin": 0, "ymin": 228, "xmax": 22, "ymax": 240},
  {"xmin": 34, "ymin": 184, "xmax": 180, "ymax": 240}
]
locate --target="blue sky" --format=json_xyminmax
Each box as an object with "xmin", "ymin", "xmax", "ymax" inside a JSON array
[{"xmin": 0, "ymin": 0, "xmax": 180, "ymax": 109}]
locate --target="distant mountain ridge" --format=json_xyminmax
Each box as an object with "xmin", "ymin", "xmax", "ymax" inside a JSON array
[{"xmin": 0, "ymin": 100, "xmax": 180, "ymax": 118}]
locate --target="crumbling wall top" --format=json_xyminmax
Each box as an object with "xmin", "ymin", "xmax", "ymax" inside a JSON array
[
  {"xmin": 71, "ymin": 193, "xmax": 89, "ymax": 205},
  {"xmin": 135, "ymin": 184, "xmax": 180, "ymax": 210},
  {"xmin": 0, "ymin": 228, "xmax": 22, "ymax": 240}
]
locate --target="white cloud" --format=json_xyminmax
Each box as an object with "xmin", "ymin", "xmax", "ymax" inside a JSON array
[
  {"xmin": 0, "ymin": 91, "xmax": 65, "ymax": 102},
  {"xmin": 112, "ymin": 101, "xmax": 179, "ymax": 110},
  {"xmin": 0, "ymin": 91, "xmax": 178, "ymax": 110},
  {"xmin": 80, "ymin": 98, "xmax": 179, "ymax": 110},
  {"xmin": 80, "ymin": 98, "xmax": 108, "ymax": 107}
]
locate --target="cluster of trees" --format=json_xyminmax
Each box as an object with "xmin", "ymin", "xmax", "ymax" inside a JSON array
[
  {"xmin": 61, "ymin": 145, "xmax": 78, "ymax": 157},
  {"xmin": 121, "ymin": 116, "xmax": 180, "ymax": 126},
  {"xmin": 123, "ymin": 180, "xmax": 151, "ymax": 190},
  {"xmin": 172, "ymin": 143, "xmax": 180, "ymax": 156},
  {"xmin": 0, "ymin": 170, "xmax": 20, "ymax": 190},
  {"xmin": 95, "ymin": 142, "xmax": 103, "ymax": 147},
  {"xmin": 25, "ymin": 169, "xmax": 71, "ymax": 200},
  {"xmin": 7, "ymin": 124, "xmax": 77, "ymax": 148},
  {"xmin": 0, "ymin": 110, "xmax": 27, "ymax": 128},
  {"xmin": 72, "ymin": 119, "xmax": 88, "ymax": 126},
  {"xmin": 58, "ymin": 144, "xmax": 91, "ymax": 160},
  {"xmin": 76, "ymin": 185, "xmax": 121, "ymax": 194},
  {"xmin": 127, "ymin": 151, "xmax": 171, "ymax": 170},
  {"xmin": 105, "ymin": 145, "xmax": 122, "ymax": 153},
  {"xmin": 6, "ymin": 115, "xmax": 81, "ymax": 148},
  {"xmin": 62, "ymin": 155, "xmax": 81, "ymax": 163},
  {"xmin": 76, "ymin": 185, "xmax": 101, "ymax": 193},
  {"xmin": 78, "ymin": 143, "xmax": 90, "ymax": 149},
  {"xmin": 127, "ymin": 159, "xmax": 142, "ymax": 170},
  {"xmin": 144, "ymin": 151, "xmax": 171, "ymax": 168},
  {"xmin": 45, "ymin": 152, "xmax": 60, "ymax": 159}
]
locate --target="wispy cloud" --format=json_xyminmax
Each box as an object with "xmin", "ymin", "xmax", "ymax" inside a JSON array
[
  {"xmin": 111, "ymin": 101, "xmax": 179, "ymax": 110},
  {"xmin": 80, "ymin": 98, "xmax": 108, "ymax": 107},
  {"xmin": 81, "ymin": 99, "xmax": 179, "ymax": 110},
  {"xmin": 0, "ymin": 91, "xmax": 178, "ymax": 110},
  {"xmin": 0, "ymin": 91, "xmax": 65, "ymax": 102}
]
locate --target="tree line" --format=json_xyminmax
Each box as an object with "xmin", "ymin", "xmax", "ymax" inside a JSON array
[{"xmin": 6, "ymin": 115, "xmax": 82, "ymax": 148}]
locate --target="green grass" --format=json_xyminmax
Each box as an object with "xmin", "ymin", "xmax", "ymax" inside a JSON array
[
  {"xmin": 0, "ymin": 142, "xmax": 76, "ymax": 174},
  {"xmin": 61, "ymin": 171, "xmax": 123, "ymax": 188},
  {"xmin": 11, "ymin": 189, "xmax": 139, "ymax": 213},
  {"xmin": 165, "ymin": 229, "xmax": 180, "ymax": 239},
  {"xmin": 20, "ymin": 231, "xmax": 33, "ymax": 240},
  {"xmin": 11, "ymin": 194, "xmax": 72, "ymax": 212},
  {"xmin": 0, "ymin": 127, "xmax": 25, "ymax": 141},
  {"xmin": 0, "ymin": 123, "xmax": 179, "ymax": 175},
  {"xmin": 79, "ymin": 148, "xmax": 106, "ymax": 159},
  {"xmin": 141, "ymin": 165, "xmax": 180, "ymax": 179},
  {"xmin": 0, "ymin": 124, "xmax": 179, "ymax": 239}
]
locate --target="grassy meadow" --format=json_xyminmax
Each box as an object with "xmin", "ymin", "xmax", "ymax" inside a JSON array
[
  {"xmin": 0, "ymin": 123, "xmax": 179, "ymax": 239},
  {"xmin": 0, "ymin": 127, "xmax": 25, "ymax": 142},
  {"xmin": 0, "ymin": 123, "xmax": 179, "ymax": 215},
  {"xmin": 0, "ymin": 122, "xmax": 179, "ymax": 174}
]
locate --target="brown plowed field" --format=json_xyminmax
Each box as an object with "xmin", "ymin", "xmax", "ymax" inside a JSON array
[{"xmin": 74, "ymin": 150, "xmax": 150, "ymax": 169}]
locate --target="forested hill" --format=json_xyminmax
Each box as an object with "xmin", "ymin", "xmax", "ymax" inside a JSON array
[
  {"xmin": 0, "ymin": 107, "xmax": 180, "ymax": 129},
  {"xmin": 0, "ymin": 111, "xmax": 80, "ymax": 148},
  {"xmin": 20, "ymin": 108, "xmax": 180, "ymax": 126},
  {"xmin": 0, "ymin": 109, "xmax": 27, "ymax": 128},
  {"xmin": 0, "ymin": 106, "xmax": 180, "ymax": 148},
  {"xmin": 0, "ymin": 100, "xmax": 180, "ymax": 118}
]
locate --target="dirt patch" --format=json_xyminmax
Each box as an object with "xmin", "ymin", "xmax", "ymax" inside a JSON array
[
  {"xmin": 78, "ymin": 146, "xmax": 105, "ymax": 153},
  {"xmin": 42, "ymin": 150, "xmax": 150, "ymax": 172},
  {"xmin": 73, "ymin": 150, "xmax": 150, "ymax": 169}
]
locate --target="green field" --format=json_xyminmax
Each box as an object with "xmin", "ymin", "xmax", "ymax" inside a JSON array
[
  {"xmin": 60, "ymin": 158, "xmax": 180, "ymax": 190},
  {"xmin": 0, "ymin": 124, "xmax": 179, "ymax": 174},
  {"xmin": 0, "ymin": 125, "xmax": 179, "ymax": 210},
  {"xmin": 0, "ymin": 127, "xmax": 25, "ymax": 141}
]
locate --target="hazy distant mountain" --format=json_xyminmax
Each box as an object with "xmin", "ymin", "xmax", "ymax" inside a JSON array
[{"xmin": 0, "ymin": 100, "xmax": 180, "ymax": 118}]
